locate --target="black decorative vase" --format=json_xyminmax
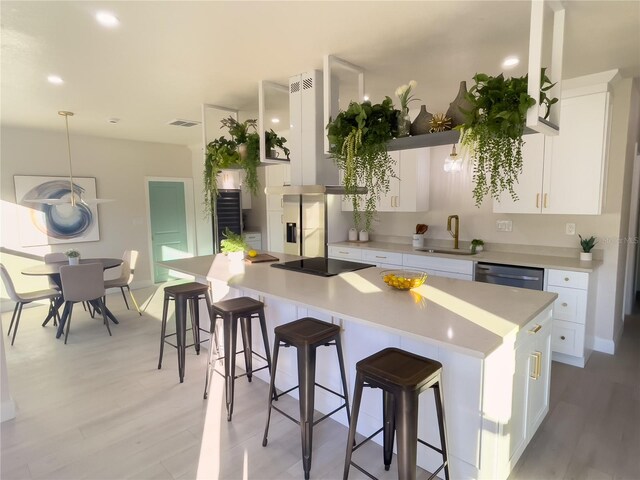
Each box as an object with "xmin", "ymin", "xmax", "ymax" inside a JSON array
[
  {"xmin": 446, "ymin": 81, "xmax": 473, "ymax": 127},
  {"xmin": 410, "ymin": 105, "xmax": 433, "ymax": 136}
]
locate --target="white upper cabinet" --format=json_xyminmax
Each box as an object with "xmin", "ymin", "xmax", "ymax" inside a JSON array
[
  {"xmin": 493, "ymin": 71, "xmax": 614, "ymax": 215},
  {"xmin": 380, "ymin": 148, "xmax": 430, "ymax": 212},
  {"xmin": 342, "ymin": 148, "xmax": 430, "ymax": 214}
]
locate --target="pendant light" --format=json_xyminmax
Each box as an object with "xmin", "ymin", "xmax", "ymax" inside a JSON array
[
  {"xmin": 25, "ymin": 111, "xmax": 112, "ymax": 206},
  {"xmin": 443, "ymin": 144, "xmax": 463, "ymax": 173}
]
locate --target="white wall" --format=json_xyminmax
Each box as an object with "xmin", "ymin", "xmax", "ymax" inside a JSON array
[{"xmin": 0, "ymin": 126, "xmax": 193, "ymax": 294}]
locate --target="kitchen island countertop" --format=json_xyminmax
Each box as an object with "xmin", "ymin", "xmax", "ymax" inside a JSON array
[{"xmin": 160, "ymin": 253, "xmax": 557, "ymax": 358}]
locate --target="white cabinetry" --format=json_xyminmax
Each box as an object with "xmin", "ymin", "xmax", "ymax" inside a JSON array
[
  {"xmin": 403, "ymin": 253, "xmax": 473, "ymax": 280},
  {"xmin": 341, "ymin": 148, "xmax": 430, "ymax": 213},
  {"xmin": 244, "ymin": 232, "xmax": 262, "ymax": 251},
  {"xmin": 361, "ymin": 249, "xmax": 403, "ymax": 268},
  {"xmin": 493, "ymin": 74, "xmax": 613, "ymax": 215},
  {"xmin": 327, "ymin": 245, "xmax": 362, "ymax": 261},
  {"xmin": 545, "ymin": 269, "xmax": 592, "ymax": 367},
  {"xmin": 378, "ymin": 148, "xmax": 430, "ymax": 212},
  {"xmin": 508, "ymin": 311, "xmax": 552, "ymax": 468},
  {"xmin": 265, "ymin": 164, "xmax": 290, "ymax": 253}
]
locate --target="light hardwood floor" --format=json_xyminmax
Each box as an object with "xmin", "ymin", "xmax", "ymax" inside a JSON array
[{"xmin": 1, "ymin": 287, "xmax": 639, "ymax": 480}]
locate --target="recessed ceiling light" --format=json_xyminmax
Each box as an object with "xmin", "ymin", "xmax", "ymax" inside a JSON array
[
  {"xmin": 363, "ymin": 95, "xmax": 370, "ymax": 101},
  {"xmin": 96, "ymin": 11, "xmax": 119, "ymax": 28},
  {"xmin": 107, "ymin": 117, "xmax": 120, "ymax": 124},
  {"xmin": 271, "ymin": 118, "xmax": 280, "ymax": 124},
  {"xmin": 47, "ymin": 75, "xmax": 63, "ymax": 85},
  {"xmin": 502, "ymin": 56, "xmax": 520, "ymax": 68}
]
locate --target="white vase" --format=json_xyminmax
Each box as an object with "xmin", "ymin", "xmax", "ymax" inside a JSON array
[
  {"xmin": 228, "ymin": 251, "xmax": 245, "ymax": 262},
  {"xmin": 68, "ymin": 257, "xmax": 79, "ymax": 265},
  {"xmin": 358, "ymin": 230, "xmax": 369, "ymax": 242},
  {"xmin": 348, "ymin": 228, "xmax": 358, "ymax": 241},
  {"xmin": 580, "ymin": 252, "xmax": 592, "ymax": 261}
]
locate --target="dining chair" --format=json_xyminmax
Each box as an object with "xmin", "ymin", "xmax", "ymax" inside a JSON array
[
  {"xmin": 59, "ymin": 263, "xmax": 111, "ymax": 344},
  {"xmin": 104, "ymin": 250, "xmax": 142, "ymax": 315},
  {"xmin": 44, "ymin": 252, "xmax": 93, "ymax": 317},
  {"xmin": 0, "ymin": 263, "xmax": 60, "ymax": 346}
]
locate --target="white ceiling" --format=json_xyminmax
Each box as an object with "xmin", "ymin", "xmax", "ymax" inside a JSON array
[{"xmin": 2, "ymin": 1, "xmax": 639, "ymax": 147}]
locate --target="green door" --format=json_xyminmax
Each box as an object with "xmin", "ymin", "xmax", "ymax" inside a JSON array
[{"xmin": 149, "ymin": 181, "xmax": 189, "ymax": 283}]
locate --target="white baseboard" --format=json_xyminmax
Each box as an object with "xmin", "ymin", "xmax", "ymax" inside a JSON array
[
  {"xmin": 592, "ymin": 335, "xmax": 616, "ymax": 355},
  {"xmin": 1, "ymin": 398, "xmax": 16, "ymax": 423}
]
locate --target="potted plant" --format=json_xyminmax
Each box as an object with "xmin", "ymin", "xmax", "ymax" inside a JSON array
[
  {"xmin": 578, "ymin": 234, "xmax": 597, "ymax": 261},
  {"xmin": 65, "ymin": 248, "xmax": 80, "ymax": 265},
  {"xmin": 203, "ymin": 117, "xmax": 262, "ymax": 214},
  {"xmin": 264, "ymin": 129, "xmax": 290, "ymax": 160},
  {"xmin": 458, "ymin": 69, "xmax": 558, "ymax": 207},
  {"xmin": 470, "ymin": 239, "xmax": 484, "ymax": 254},
  {"xmin": 220, "ymin": 227, "xmax": 249, "ymax": 262},
  {"xmin": 326, "ymin": 97, "xmax": 398, "ymax": 233}
]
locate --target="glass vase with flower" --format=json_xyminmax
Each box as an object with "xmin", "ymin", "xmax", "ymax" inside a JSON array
[{"xmin": 395, "ymin": 80, "xmax": 419, "ymax": 137}]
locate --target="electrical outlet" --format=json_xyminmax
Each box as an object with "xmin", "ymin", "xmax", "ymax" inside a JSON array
[
  {"xmin": 566, "ymin": 223, "xmax": 576, "ymax": 235},
  {"xmin": 496, "ymin": 220, "xmax": 513, "ymax": 232}
]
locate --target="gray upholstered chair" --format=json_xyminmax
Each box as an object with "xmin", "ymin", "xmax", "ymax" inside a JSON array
[
  {"xmin": 0, "ymin": 263, "xmax": 59, "ymax": 345},
  {"xmin": 45, "ymin": 252, "xmax": 93, "ymax": 317},
  {"xmin": 59, "ymin": 263, "xmax": 111, "ymax": 344},
  {"xmin": 104, "ymin": 250, "xmax": 142, "ymax": 315}
]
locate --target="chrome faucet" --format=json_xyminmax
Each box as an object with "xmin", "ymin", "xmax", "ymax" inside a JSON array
[{"xmin": 447, "ymin": 215, "xmax": 459, "ymax": 249}]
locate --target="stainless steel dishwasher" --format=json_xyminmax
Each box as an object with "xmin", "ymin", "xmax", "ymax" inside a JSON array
[{"xmin": 474, "ymin": 262, "xmax": 544, "ymax": 290}]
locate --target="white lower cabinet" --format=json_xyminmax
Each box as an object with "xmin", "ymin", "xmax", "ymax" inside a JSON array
[
  {"xmin": 244, "ymin": 232, "xmax": 262, "ymax": 250},
  {"xmin": 327, "ymin": 245, "xmax": 363, "ymax": 261},
  {"xmin": 545, "ymin": 269, "xmax": 592, "ymax": 367},
  {"xmin": 361, "ymin": 249, "xmax": 403, "ymax": 268},
  {"xmin": 507, "ymin": 311, "xmax": 552, "ymax": 469},
  {"xmin": 403, "ymin": 253, "xmax": 473, "ymax": 280}
]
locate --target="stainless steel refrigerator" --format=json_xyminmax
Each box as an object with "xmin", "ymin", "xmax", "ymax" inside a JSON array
[{"xmin": 282, "ymin": 194, "xmax": 326, "ymax": 257}]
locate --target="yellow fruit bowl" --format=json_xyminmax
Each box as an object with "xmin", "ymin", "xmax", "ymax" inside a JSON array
[{"xmin": 381, "ymin": 269, "xmax": 428, "ymax": 290}]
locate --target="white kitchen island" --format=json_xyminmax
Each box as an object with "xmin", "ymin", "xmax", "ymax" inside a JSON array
[{"xmin": 160, "ymin": 254, "xmax": 557, "ymax": 480}]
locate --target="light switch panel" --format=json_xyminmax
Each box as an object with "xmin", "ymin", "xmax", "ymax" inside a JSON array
[{"xmin": 496, "ymin": 220, "xmax": 513, "ymax": 232}]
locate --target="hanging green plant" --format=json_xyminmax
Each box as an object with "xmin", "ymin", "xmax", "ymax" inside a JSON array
[
  {"xmin": 458, "ymin": 69, "xmax": 557, "ymax": 207},
  {"xmin": 203, "ymin": 117, "xmax": 263, "ymax": 215},
  {"xmin": 326, "ymin": 97, "xmax": 398, "ymax": 232}
]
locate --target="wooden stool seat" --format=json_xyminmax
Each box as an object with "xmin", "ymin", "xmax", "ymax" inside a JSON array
[
  {"xmin": 164, "ymin": 282, "xmax": 209, "ymax": 296},
  {"xmin": 274, "ymin": 317, "xmax": 341, "ymax": 346},
  {"xmin": 344, "ymin": 347, "xmax": 450, "ymax": 480},
  {"xmin": 210, "ymin": 296, "xmax": 264, "ymax": 314}
]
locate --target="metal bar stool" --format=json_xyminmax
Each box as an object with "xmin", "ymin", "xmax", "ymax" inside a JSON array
[
  {"xmin": 343, "ymin": 347, "xmax": 450, "ymax": 480},
  {"xmin": 203, "ymin": 296, "xmax": 272, "ymax": 422},
  {"xmin": 158, "ymin": 282, "xmax": 212, "ymax": 383},
  {"xmin": 262, "ymin": 317, "xmax": 351, "ymax": 480}
]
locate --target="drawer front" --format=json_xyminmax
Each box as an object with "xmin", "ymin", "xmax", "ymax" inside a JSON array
[
  {"xmin": 403, "ymin": 254, "xmax": 473, "ymax": 275},
  {"xmin": 547, "ymin": 269, "xmax": 589, "ymax": 290},
  {"xmin": 424, "ymin": 269, "xmax": 473, "ymax": 281},
  {"xmin": 551, "ymin": 320, "xmax": 585, "ymax": 357},
  {"xmin": 362, "ymin": 249, "xmax": 403, "ymax": 266},
  {"xmin": 328, "ymin": 246, "xmax": 362, "ymax": 260},
  {"xmin": 547, "ymin": 286, "xmax": 587, "ymax": 324}
]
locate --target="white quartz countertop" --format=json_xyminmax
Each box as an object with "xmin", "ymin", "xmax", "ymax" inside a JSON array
[
  {"xmin": 160, "ymin": 253, "xmax": 557, "ymax": 358},
  {"xmin": 330, "ymin": 241, "xmax": 601, "ymax": 272}
]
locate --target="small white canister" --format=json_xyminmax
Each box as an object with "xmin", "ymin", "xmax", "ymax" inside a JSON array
[
  {"xmin": 359, "ymin": 230, "xmax": 369, "ymax": 242},
  {"xmin": 412, "ymin": 234, "xmax": 424, "ymax": 248},
  {"xmin": 348, "ymin": 228, "xmax": 358, "ymax": 241}
]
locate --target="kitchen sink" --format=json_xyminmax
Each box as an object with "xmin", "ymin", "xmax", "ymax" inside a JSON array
[{"xmin": 416, "ymin": 248, "xmax": 477, "ymax": 256}]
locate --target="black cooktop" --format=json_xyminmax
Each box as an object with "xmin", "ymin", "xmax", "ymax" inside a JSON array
[{"xmin": 271, "ymin": 257, "xmax": 373, "ymax": 277}]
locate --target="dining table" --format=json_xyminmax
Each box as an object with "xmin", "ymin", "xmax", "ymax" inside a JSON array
[{"xmin": 22, "ymin": 258, "xmax": 123, "ymax": 339}]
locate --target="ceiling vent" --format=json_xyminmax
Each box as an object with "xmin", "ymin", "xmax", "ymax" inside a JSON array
[{"xmin": 167, "ymin": 119, "xmax": 201, "ymax": 127}]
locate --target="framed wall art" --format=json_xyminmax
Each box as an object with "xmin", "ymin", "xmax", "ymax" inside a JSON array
[{"xmin": 14, "ymin": 175, "xmax": 101, "ymax": 246}]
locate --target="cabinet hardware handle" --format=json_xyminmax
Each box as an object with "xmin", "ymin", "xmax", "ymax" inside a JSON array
[
  {"xmin": 339, "ymin": 251, "xmax": 348, "ymax": 254},
  {"xmin": 528, "ymin": 324, "xmax": 542, "ymax": 334},
  {"xmin": 543, "ymin": 193, "xmax": 548, "ymax": 208},
  {"xmin": 562, "ymin": 302, "xmax": 568, "ymax": 307},
  {"xmin": 530, "ymin": 351, "xmax": 542, "ymax": 380},
  {"xmin": 280, "ymin": 198, "xmax": 283, "ymax": 208},
  {"xmin": 536, "ymin": 351, "xmax": 542, "ymax": 379},
  {"xmin": 280, "ymin": 214, "xmax": 283, "ymax": 224},
  {"xmin": 536, "ymin": 193, "xmax": 540, "ymax": 208},
  {"xmin": 375, "ymin": 256, "xmax": 386, "ymax": 259},
  {"xmin": 560, "ymin": 335, "xmax": 566, "ymax": 340}
]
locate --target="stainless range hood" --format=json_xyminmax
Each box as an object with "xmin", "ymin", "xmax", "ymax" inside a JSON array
[{"xmin": 265, "ymin": 70, "xmax": 366, "ymax": 196}]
